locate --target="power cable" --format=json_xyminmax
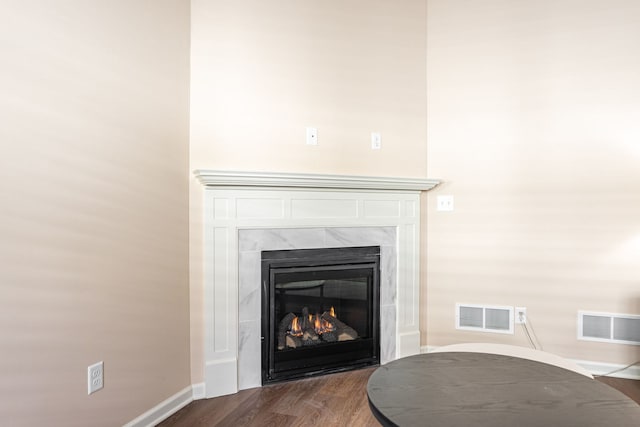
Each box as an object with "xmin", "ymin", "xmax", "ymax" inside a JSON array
[
  {"xmin": 593, "ymin": 360, "xmax": 640, "ymax": 378},
  {"xmin": 524, "ymin": 316, "xmax": 543, "ymax": 351},
  {"xmin": 520, "ymin": 322, "xmax": 536, "ymax": 349},
  {"xmin": 518, "ymin": 311, "xmax": 537, "ymax": 350}
]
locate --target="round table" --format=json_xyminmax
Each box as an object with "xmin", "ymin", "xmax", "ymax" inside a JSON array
[{"xmin": 367, "ymin": 352, "xmax": 640, "ymax": 427}]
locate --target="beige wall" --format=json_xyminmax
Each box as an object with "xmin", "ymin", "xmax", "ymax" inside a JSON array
[
  {"xmin": 0, "ymin": 1, "xmax": 191, "ymax": 426},
  {"xmin": 189, "ymin": 0, "xmax": 429, "ymax": 383},
  {"xmin": 190, "ymin": 0, "xmax": 428, "ymax": 176},
  {"xmin": 425, "ymin": 0, "xmax": 640, "ymax": 365}
]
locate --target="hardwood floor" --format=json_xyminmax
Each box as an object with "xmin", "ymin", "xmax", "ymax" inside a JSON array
[
  {"xmin": 595, "ymin": 376, "xmax": 640, "ymax": 405},
  {"xmin": 158, "ymin": 368, "xmax": 640, "ymax": 427},
  {"xmin": 159, "ymin": 368, "xmax": 379, "ymax": 427}
]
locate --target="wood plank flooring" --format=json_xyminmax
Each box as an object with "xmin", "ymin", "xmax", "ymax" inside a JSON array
[
  {"xmin": 159, "ymin": 368, "xmax": 378, "ymax": 427},
  {"xmin": 158, "ymin": 368, "xmax": 640, "ymax": 427},
  {"xmin": 595, "ymin": 376, "xmax": 640, "ymax": 405}
]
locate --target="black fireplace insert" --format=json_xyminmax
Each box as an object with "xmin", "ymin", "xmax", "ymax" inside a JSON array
[{"xmin": 261, "ymin": 246, "xmax": 380, "ymax": 384}]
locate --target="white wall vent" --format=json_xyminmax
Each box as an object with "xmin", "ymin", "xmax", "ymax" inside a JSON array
[
  {"xmin": 578, "ymin": 311, "xmax": 640, "ymax": 345},
  {"xmin": 455, "ymin": 304, "xmax": 514, "ymax": 334}
]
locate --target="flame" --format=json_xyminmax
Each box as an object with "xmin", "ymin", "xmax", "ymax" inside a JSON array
[
  {"xmin": 324, "ymin": 319, "xmax": 334, "ymax": 332},
  {"xmin": 312, "ymin": 313, "xmax": 335, "ymax": 334},
  {"xmin": 288, "ymin": 308, "xmax": 338, "ymax": 338},
  {"xmin": 290, "ymin": 316, "xmax": 302, "ymax": 336}
]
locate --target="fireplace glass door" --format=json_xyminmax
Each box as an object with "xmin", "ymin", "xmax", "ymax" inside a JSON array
[{"xmin": 262, "ymin": 246, "xmax": 380, "ymax": 384}]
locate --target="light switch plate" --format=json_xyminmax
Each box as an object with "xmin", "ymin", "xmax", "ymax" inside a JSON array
[
  {"xmin": 306, "ymin": 127, "xmax": 318, "ymax": 145},
  {"xmin": 371, "ymin": 132, "xmax": 381, "ymax": 150}
]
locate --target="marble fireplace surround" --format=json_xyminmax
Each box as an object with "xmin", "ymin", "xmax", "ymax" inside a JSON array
[
  {"xmin": 195, "ymin": 170, "xmax": 439, "ymax": 398},
  {"xmin": 238, "ymin": 227, "xmax": 396, "ymax": 389}
]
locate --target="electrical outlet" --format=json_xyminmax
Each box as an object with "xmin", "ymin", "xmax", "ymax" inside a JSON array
[
  {"xmin": 88, "ymin": 361, "xmax": 104, "ymax": 395},
  {"xmin": 436, "ymin": 195, "xmax": 454, "ymax": 212},
  {"xmin": 515, "ymin": 307, "xmax": 527, "ymax": 324}
]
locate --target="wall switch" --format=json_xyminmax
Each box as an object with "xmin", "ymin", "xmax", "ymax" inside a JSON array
[
  {"xmin": 371, "ymin": 132, "xmax": 381, "ymax": 150},
  {"xmin": 436, "ymin": 195, "xmax": 454, "ymax": 212},
  {"xmin": 306, "ymin": 127, "xmax": 318, "ymax": 145},
  {"xmin": 88, "ymin": 361, "xmax": 104, "ymax": 395},
  {"xmin": 515, "ymin": 307, "xmax": 527, "ymax": 324}
]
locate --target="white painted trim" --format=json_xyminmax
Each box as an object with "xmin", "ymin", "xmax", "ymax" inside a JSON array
[
  {"xmin": 205, "ymin": 358, "xmax": 238, "ymax": 398},
  {"xmin": 421, "ymin": 345, "xmax": 438, "ymax": 353},
  {"xmin": 398, "ymin": 331, "xmax": 422, "ymax": 358},
  {"xmin": 192, "ymin": 382, "xmax": 206, "ymax": 400},
  {"xmin": 123, "ymin": 385, "xmax": 193, "ymax": 427},
  {"xmin": 201, "ymin": 188, "xmax": 422, "ymax": 398},
  {"xmin": 193, "ymin": 170, "xmax": 440, "ymax": 192},
  {"xmin": 573, "ymin": 359, "xmax": 640, "ymax": 380},
  {"xmin": 421, "ymin": 345, "xmax": 640, "ymax": 380}
]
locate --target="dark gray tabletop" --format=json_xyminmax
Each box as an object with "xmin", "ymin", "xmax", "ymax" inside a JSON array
[{"xmin": 367, "ymin": 352, "xmax": 640, "ymax": 427}]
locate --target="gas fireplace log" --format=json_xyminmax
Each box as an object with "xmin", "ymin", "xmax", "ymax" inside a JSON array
[
  {"xmin": 338, "ymin": 330, "xmax": 358, "ymax": 341},
  {"xmin": 285, "ymin": 334, "xmax": 303, "ymax": 349},
  {"xmin": 301, "ymin": 307, "xmax": 311, "ymax": 330},
  {"xmin": 279, "ymin": 308, "xmax": 358, "ymax": 349},
  {"xmin": 302, "ymin": 328, "xmax": 320, "ymax": 343},
  {"xmin": 320, "ymin": 313, "xmax": 337, "ymax": 330},
  {"xmin": 321, "ymin": 331, "xmax": 338, "ymax": 342},
  {"xmin": 321, "ymin": 312, "xmax": 358, "ymax": 341},
  {"xmin": 277, "ymin": 312, "xmax": 297, "ymax": 350}
]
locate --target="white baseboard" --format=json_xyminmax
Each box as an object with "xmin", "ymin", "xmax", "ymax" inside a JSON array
[
  {"xmin": 573, "ymin": 359, "xmax": 640, "ymax": 380},
  {"xmin": 419, "ymin": 345, "xmax": 639, "ymax": 380},
  {"xmin": 421, "ymin": 345, "xmax": 437, "ymax": 353},
  {"xmin": 123, "ymin": 385, "xmax": 193, "ymax": 427},
  {"xmin": 192, "ymin": 382, "xmax": 206, "ymax": 400},
  {"xmin": 398, "ymin": 331, "xmax": 422, "ymax": 358},
  {"xmin": 205, "ymin": 358, "xmax": 238, "ymax": 398}
]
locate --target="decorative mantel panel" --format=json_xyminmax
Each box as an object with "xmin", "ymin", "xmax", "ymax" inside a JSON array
[{"xmin": 197, "ymin": 171, "xmax": 439, "ymax": 398}]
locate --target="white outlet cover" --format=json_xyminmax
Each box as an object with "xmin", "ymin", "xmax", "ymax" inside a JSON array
[
  {"xmin": 515, "ymin": 307, "xmax": 527, "ymax": 324},
  {"xmin": 371, "ymin": 132, "xmax": 381, "ymax": 150},
  {"xmin": 306, "ymin": 127, "xmax": 318, "ymax": 145},
  {"xmin": 88, "ymin": 361, "xmax": 104, "ymax": 395},
  {"xmin": 436, "ymin": 195, "xmax": 454, "ymax": 211}
]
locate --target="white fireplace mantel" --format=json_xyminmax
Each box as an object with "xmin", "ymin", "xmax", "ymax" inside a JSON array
[
  {"xmin": 196, "ymin": 170, "xmax": 440, "ymax": 399},
  {"xmin": 194, "ymin": 169, "xmax": 440, "ymax": 192}
]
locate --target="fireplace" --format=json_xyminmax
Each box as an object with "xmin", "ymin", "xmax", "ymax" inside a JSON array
[
  {"xmin": 194, "ymin": 170, "xmax": 438, "ymax": 398},
  {"xmin": 261, "ymin": 246, "xmax": 380, "ymax": 384}
]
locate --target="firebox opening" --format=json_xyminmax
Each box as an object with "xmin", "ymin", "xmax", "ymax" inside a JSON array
[{"xmin": 261, "ymin": 246, "xmax": 381, "ymax": 384}]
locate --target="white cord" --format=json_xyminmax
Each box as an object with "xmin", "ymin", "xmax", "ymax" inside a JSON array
[
  {"xmin": 525, "ymin": 316, "xmax": 543, "ymax": 351},
  {"xmin": 594, "ymin": 360, "xmax": 640, "ymax": 378},
  {"xmin": 520, "ymin": 322, "xmax": 536, "ymax": 349}
]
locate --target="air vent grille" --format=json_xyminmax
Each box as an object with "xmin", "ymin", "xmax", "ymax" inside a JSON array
[
  {"xmin": 579, "ymin": 311, "xmax": 640, "ymax": 345},
  {"xmin": 456, "ymin": 304, "xmax": 514, "ymax": 334}
]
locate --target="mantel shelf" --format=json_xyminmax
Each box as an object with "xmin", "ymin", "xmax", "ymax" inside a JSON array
[{"xmin": 193, "ymin": 170, "xmax": 440, "ymax": 192}]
